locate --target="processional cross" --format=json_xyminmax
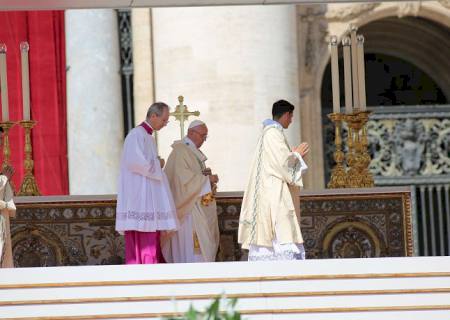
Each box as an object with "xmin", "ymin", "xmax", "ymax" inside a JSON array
[{"xmin": 170, "ymin": 95, "xmax": 200, "ymax": 138}]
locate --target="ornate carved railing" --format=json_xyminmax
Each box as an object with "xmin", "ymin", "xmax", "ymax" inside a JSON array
[
  {"xmin": 324, "ymin": 105, "xmax": 450, "ymax": 256},
  {"xmin": 11, "ymin": 187, "xmax": 412, "ymax": 267},
  {"xmin": 117, "ymin": 9, "xmax": 134, "ymax": 134}
]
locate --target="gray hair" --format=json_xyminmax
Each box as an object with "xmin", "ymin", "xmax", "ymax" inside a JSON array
[{"xmin": 146, "ymin": 102, "xmax": 169, "ymax": 118}]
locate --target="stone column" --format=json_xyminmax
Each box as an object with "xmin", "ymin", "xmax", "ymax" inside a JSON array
[
  {"xmin": 66, "ymin": 9, "xmax": 124, "ymax": 195},
  {"xmin": 152, "ymin": 5, "xmax": 300, "ymax": 192},
  {"xmin": 297, "ymin": 5, "xmax": 328, "ymax": 190},
  {"xmin": 132, "ymin": 8, "xmax": 155, "ymax": 125}
]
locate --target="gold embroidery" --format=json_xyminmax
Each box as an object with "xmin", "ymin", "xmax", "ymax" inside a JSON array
[
  {"xmin": 193, "ymin": 232, "xmax": 201, "ymax": 254},
  {"xmin": 201, "ymin": 192, "xmax": 215, "ymax": 206},
  {"xmin": 201, "ymin": 182, "xmax": 217, "ymax": 206}
]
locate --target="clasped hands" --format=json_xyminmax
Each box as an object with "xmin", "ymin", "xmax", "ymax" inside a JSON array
[
  {"xmin": 293, "ymin": 142, "xmax": 310, "ymax": 158},
  {"xmin": 202, "ymin": 167, "xmax": 219, "ymax": 184}
]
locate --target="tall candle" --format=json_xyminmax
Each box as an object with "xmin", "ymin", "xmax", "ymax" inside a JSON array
[
  {"xmin": 350, "ymin": 25, "xmax": 360, "ymax": 111},
  {"xmin": 342, "ymin": 37, "xmax": 353, "ymax": 114},
  {"xmin": 20, "ymin": 42, "xmax": 30, "ymax": 121},
  {"xmin": 0, "ymin": 44, "xmax": 9, "ymax": 121},
  {"xmin": 357, "ymin": 35, "xmax": 367, "ymax": 111},
  {"xmin": 330, "ymin": 36, "xmax": 340, "ymax": 114}
]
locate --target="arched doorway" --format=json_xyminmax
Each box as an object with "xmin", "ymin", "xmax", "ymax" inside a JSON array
[{"xmin": 320, "ymin": 16, "xmax": 450, "ymax": 256}]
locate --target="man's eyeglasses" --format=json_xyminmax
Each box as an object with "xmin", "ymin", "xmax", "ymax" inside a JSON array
[{"xmin": 192, "ymin": 131, "xmax": 208, "ymax": 140}]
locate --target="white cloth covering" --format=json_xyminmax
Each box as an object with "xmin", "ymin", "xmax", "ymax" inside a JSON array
[
  {"xmin": 248, "ymin": 242, "xmax": 306, "ymax": 261},
  {"xmin": 115, "ymin": 125, "xmax": 178, "ymax": 233}
]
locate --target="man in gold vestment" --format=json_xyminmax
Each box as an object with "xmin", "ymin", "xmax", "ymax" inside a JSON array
[
  {"xmin": 239, "ymin": 100, "xmax": 309, "ymax": 261},
  {"xmin": 162, "ymin": 120, "xmax": 220, "ymax": 262}
]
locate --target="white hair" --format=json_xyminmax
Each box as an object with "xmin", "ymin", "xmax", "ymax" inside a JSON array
[{"xmin": 146, "ymin": 102, "xmax": 169, "ymax": 118}]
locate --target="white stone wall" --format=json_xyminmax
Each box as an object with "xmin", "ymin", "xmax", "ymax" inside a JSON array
[{"xmin": 152, "ymin": 5, "xmax": 300, "ymax": 192}]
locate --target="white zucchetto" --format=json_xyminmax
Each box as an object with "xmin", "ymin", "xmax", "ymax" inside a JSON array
[{"xmin": 188, "ymin": 119, "xmax": 205, "ymax": 129}]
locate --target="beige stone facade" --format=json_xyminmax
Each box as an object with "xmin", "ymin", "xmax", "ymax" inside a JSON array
[
  {"xmin": 298, "ymin": 1, "xmax": 450, "ymax": 189},
  {"xmin": 128, "ymin": 2, "xmax": 450, "ymax": 191}
]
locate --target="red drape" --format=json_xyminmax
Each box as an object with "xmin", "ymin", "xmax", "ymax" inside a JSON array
[{"xmin": 0, "ymin": 11, "xmax": 68, "ymax": 195}]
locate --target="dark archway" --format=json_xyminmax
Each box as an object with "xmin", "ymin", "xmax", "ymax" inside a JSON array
[
  {"xmin": 321, "ymin": 53, "xmax": 447, "ymax": 114},
  {"xmin": 321, "ymin": 16, "xmax": 450, "ymax": 113}
]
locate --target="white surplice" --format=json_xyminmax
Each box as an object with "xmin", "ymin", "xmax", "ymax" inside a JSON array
[{"xmin": 115, "ymin": 123, "xmax": 178, "ymax": 233}]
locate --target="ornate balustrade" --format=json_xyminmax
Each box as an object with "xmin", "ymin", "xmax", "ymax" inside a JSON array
[{"xmin": 11, "ymin": 187, "xmax": 412, "ymax": 267}]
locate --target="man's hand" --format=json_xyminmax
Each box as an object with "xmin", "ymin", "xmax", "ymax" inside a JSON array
[
  {"xmin": 293, "ymin": 142, "xmax": 309, "ymax": 158},
  {"xmin": 202, "ymin": 168, "xmax": 212, "ymax": 176},
  {"xmin": 161, "ymin": 230, "xmax": 175, "ymax": 238},
  {"xmin": 209, "ymin": 174, "xmax": 219, "ymax": 184},
  {"xmin": 160, "ymin": 230, "xmax": 176, "ymax": 243},
  {"xmin": 158, "ymin": 157, "xmax": 165, "ymax": 168},
  {"xmin": 1, "ymin": 165, "xmax": 14, "ymax": 180}
]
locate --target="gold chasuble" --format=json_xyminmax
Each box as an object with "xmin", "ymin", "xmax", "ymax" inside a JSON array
[
  {"xmin": 162, "ymin": 138, "xmax": 220, "ymax": 262},
  {"xmin": 238, "ymin": 121, "xmax": 307, "ymax": 251}
]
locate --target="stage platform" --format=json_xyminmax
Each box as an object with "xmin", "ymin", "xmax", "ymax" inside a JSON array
[{"xmin": 1, "ymin": 256, "xmax": 450, "ymax": 319}]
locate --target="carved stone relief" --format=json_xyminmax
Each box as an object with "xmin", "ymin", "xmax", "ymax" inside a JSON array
[
  {"xmin": 369, "ymin": 117, "xmax": 450, "ymax": 177},
  {"xmin": 11, "ymin": 204, "xmax": 125, "ymax": 267},
  {"xmin": 11, "ymin": 192, "xmax": 412, "ymax": 266},
  {"xmin": 396, "ymin": 2, "xmax": 422, "ymax": 18},
  {"xmin": 438, "ymin": 0, "xmax": 450, "ymax": 9},
  {"xmin": 298, "ymin": 5, "xmax": 328, "ymax": 74},
  {"xmin": 324, "ymin": 108, "xmax": 450, "ymax": 182},
  {"xmin": 326, "ymin": 3, "xmax": 381, "ymax": 22}
]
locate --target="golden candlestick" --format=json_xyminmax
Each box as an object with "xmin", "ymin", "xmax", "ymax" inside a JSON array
[
  {"xmin": 328, "ymin": 27, "xmax": 372, "ymax": 188},
  {"xmin": 345, "ymin": 120, "xmax": 358, "ymax": 187},
  {"xmin": 358, "ymin": 112, "xmax": 374, "ymax": 187},
  {"xmin": 0, "ymin": 121, "xmax": 16, "ymax": 171},
  {"xmin": 343, "ymin": 110, "xmax": 374, "ymax": 188},
  {"xmin": 327, "ymin": 113, "xmax": 347, "ymax": 188},
  {"xmin": 344, "ymin": 112, "xmax": 362, "ymax": 188},
  {"xmin": 17, "ymin": 120, "xmax": 41, "ymax": 196}
]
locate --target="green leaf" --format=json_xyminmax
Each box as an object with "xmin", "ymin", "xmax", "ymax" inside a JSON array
[
  {"xmin": 162, "ymin": 296, "xmax": 242, "ymax": 320},
  {"xmin": 185, "ymin": 305, "xmax": 198, "ymax": 320},
  {"xmin": 206, "ymin": 298, "xmax": 220, "ymax": 319}
]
